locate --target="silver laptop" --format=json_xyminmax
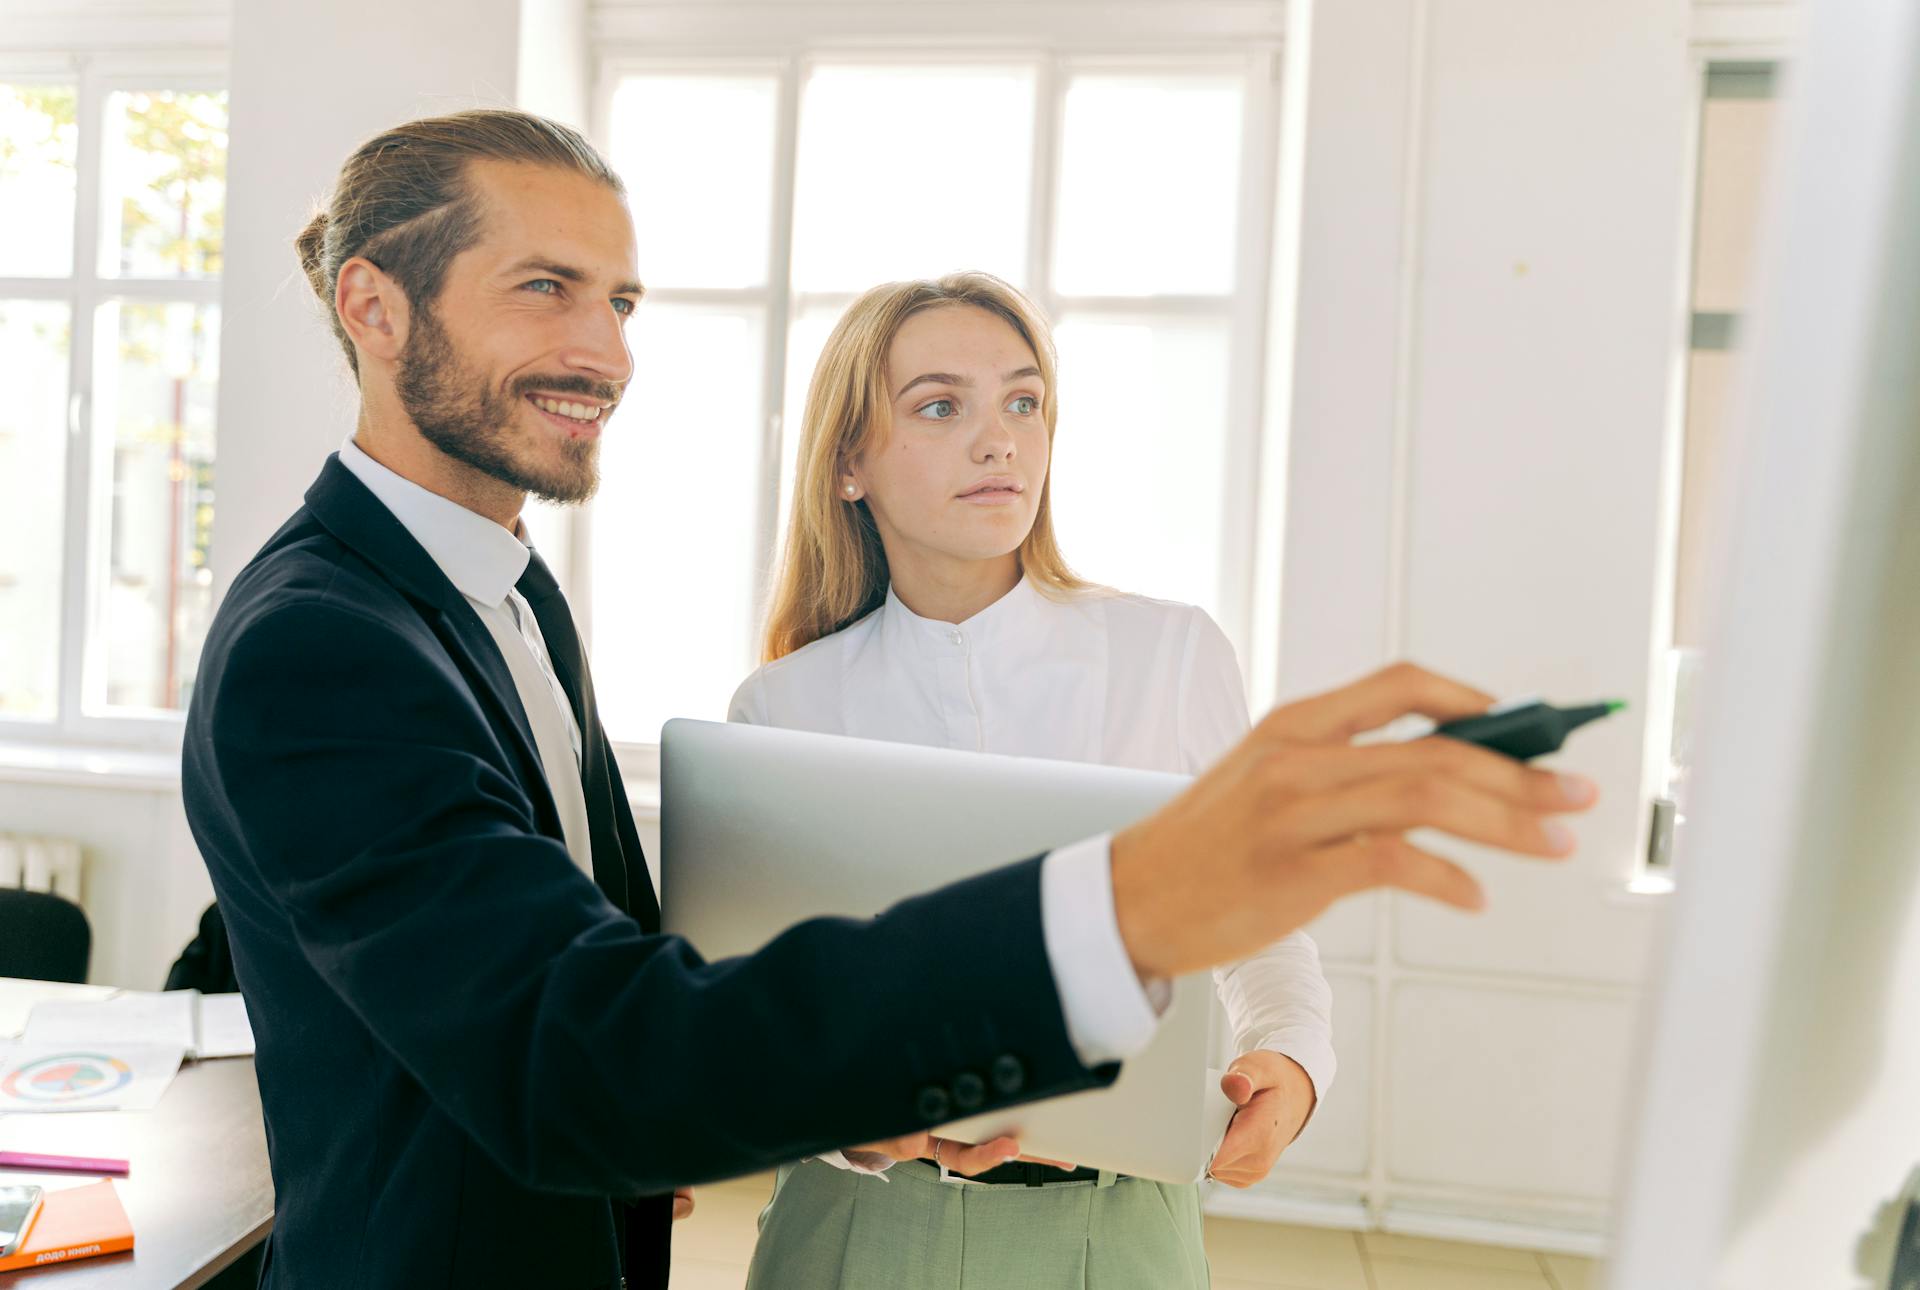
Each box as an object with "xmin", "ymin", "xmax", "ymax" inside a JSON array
[{"xmin": 658, "ymin": 718, "xmax": 1238, "ymax": 1184}]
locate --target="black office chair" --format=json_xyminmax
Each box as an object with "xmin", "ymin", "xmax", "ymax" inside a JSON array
[
  {"xmin": 165, "ymin": 902, "xmax": 240, "ymax": 994},
  {"xmin": 0, "ymin": 888, "xmax": 91, "ymax": 983}
]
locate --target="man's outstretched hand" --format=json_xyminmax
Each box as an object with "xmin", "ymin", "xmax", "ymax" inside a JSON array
[{"xmin": 1113, "ymin": 663, "xmax": 1600, "ymax": 980}]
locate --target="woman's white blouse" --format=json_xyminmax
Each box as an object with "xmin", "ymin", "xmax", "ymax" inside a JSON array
[{"xmin": 729, "ymin": 577, "xmax": 1338, "ymax": 1104}]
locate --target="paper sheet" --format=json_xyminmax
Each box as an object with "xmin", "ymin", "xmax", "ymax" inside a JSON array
[
  {"xmin": 193, "ymin": 994, "xmax": 256, "ymax": 1059},
  {"xmin": 0, "ymin": 983, "xmax": 115, "ymax": 1040},
  {"xmin": 21, "ymin": 990, "xmax": 257, "ymax": 1061},
  {"xmin": 24, "ymin": 992, "xmax": 195, "ymax": 1051},
  {"xmin": 0, "ymin": 1042, "xmax": 184, "ymax": 1113}
]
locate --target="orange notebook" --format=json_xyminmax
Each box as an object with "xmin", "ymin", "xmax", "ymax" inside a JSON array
[{"xmin": 0, "ymin": 1180, "xmax": 134, "ymax": 1272}]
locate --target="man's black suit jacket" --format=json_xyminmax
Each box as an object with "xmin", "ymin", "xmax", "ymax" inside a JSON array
[{"xmin": 182, "ymin": 457, "xmax": 1115, "ymax": 1289}]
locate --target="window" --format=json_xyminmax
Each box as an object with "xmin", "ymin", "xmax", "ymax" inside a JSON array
[
  {"xmin": 1654, "ymin": 59, "xmax": 1779, "ymax": 868},
  {"xmin": 591, "ymin": 52, "xmax": 1279, "ymax": 744},
  {"xmin": 0, "ymin": 66, "xmax": 227, "ymax": 736}
]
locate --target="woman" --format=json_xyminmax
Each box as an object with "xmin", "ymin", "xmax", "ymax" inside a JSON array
[{"xmin": 730, "ymin": 272, "xmax": 1333, "ymax": 1288}]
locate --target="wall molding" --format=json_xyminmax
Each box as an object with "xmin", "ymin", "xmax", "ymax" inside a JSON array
[
  {"xmin": 0, "ymin": 2, "xmax": 230, "ymax": 53},
  {"xmin": 1207, "ymin": 1185, "xmax": 1609, "ymax": 1258},
  {"xmin": 1690, "ymin": 2, "xmax": 1805, "ymax": 51},
  {"xmin": 0, "ymin": 741, "xmax": 181, "ymax": 793},
  {"xmin": 591, "ymin": 2, "xmax": 1287, "ymax": 49}
]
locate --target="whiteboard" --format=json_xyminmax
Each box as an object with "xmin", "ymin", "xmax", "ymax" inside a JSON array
[{"xmin": 1608, "ymin": 1, "xmax": 1920, "ymax": 1286}]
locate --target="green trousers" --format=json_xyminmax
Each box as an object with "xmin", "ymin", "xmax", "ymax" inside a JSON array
[{"xmin": 745, "ymin": 1158, "xmax": 1212, "ymax": 1289}]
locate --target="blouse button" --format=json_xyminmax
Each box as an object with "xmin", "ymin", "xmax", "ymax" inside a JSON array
[{"xmin": 948, "ymin": 629, "xmax": 964, "ymax": 646}]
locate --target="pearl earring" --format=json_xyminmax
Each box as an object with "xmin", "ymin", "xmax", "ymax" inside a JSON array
[{"xmin": 845, "ymin": 485, "xmax": 857, "ymax": 497}]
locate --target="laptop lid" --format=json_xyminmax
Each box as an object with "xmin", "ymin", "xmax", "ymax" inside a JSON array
[{"xmin": 658, "ymin": 718, "xmax": 1236, "ymax": 1183}]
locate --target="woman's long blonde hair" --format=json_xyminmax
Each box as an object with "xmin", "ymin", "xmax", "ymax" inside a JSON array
[{"xmin": 761, "ymin": 272, "xmax": 1091, "ymax": 661}]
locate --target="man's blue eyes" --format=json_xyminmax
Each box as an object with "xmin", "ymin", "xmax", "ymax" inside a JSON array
[{"xmin": 525, "ymin": 279, "xmax": 636, "ymax": 315}]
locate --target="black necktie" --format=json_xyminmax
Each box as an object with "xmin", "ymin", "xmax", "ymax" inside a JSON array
[{"xmin": 514, "ymin": 551, "xmax": 661, "ymax": 930}]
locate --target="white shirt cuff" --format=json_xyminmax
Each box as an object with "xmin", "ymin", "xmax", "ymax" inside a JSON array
[
  {"xmin": 811, "ymin": 1149, "xmax": 895, "ymax": 1179},
  {"xmin": 1251, "ymin": 1029, "xmax": 1339, "ymax": 1106},
  {"xmin": 1040, "ymin": 832, "xmax": 1168, "ymax": 1067}
]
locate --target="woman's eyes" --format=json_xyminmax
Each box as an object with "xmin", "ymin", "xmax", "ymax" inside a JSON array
[{"xmin": 916, "ymin": 395, "xmax": 1039, "ymax": 420}]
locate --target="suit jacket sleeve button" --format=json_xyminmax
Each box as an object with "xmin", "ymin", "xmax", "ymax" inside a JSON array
[
  {"xmin": 916, "ymin": 1085, "xmax": 952, "ymax": 1123},
  {"xmin": 952, "ymin": 1071, "xmax": 986, "ymax": 1111},
  {"xmin": 990, "ymin": 1054, "xmax": 1026, "ymax": 1096}
]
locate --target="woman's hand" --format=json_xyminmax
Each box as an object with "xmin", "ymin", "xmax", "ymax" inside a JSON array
[
  {"xmin": 1207, "ymin": 1052, "xmax": 1316, "ymax": 1188},
  {"xmin": 848, "ymin": 1131, "xmax": 1024, "ymax": 1177},
  {"xmin": 845, "ymin": 1131, "xmax": 1076, "ymax": 1176}
]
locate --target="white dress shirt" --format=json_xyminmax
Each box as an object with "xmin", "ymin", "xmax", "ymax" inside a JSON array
[
  {"xmin": 337, "ymin": 438, "xmax": 595, "ymax": 879},
  {"xmin": 731, "ymin": 577, "xmax": 1338, "ymax": 1168}
]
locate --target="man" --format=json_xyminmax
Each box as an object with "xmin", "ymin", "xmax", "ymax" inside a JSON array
[{"xmin": 182, "ymin": 109, "xmax": 1595, "ymax": 1289}]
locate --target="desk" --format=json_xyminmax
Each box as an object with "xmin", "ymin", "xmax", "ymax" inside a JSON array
[{"xmin": 0, "ymin": 981, "xmax": 273, "ymax": 1288}]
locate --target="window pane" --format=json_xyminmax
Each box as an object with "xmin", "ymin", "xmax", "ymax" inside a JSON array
[
  {"xmin": 92, "ymin": 301, "xmax": 219, "ymax": 712},
  {"xmin": 774, "ymin": 302, "xmax": 846, "ymax": 541},
  {"xmin": 1054, "ymin": 74, "xmax": 1243, "ymax": 297},
  {"xmin": 1692, "ymin": 91, "xmax": 1776, "ymax": 315},
  {"xmin": 592, "ymin": 305, "xmax": 765, "ymax": 742},
  {"xmin": 99, "ymin": 90, "xmax": 229, "ymax": 279},
  {"xmin": 1674, "ymin": 348, "xmax": 1735, "ymax": 651},
  {"xmin": 791, "ymin": 65, "xmax": 1034, "ymax": 292},
  {"xmin": 0, "ymin": 301, "xmax": 71, "ymax": 719},
  {"xmin": 611, "ymin": 75, "xmax": 778, "ymax": 289},
  {"xmin": 0, "ymin": 85, "xmax": 78, "ymax": 278},
  {"xmin": 1047, "ymin": 314, "xmax": 1231, "ymax": 614}
]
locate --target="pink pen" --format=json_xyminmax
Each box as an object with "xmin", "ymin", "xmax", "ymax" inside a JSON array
[{"xmin": 0, "ymin": 1151, "xmax": 129, "ymax": 1176}]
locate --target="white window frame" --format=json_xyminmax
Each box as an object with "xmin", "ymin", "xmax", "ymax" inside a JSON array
[
  {"xmin": 585, "ymin": 15, "xmax": 1287, "ymax": 791},
  {"xmin": 1641, "ymin": 20, "xmax": 1793, "ymax": 880},
  {"xmin": 0, "ymin": 49, "xmax": 229, "ymax": 757}
]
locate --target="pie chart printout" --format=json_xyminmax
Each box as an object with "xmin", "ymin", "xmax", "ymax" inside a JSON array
[
  {"xmin": 0, "ymin": 1038, "xmax": 188, "ymax": 1113},
  {"xmin": 0, "ymin": 1053, "xmax": 135, "ymax": 1104}
]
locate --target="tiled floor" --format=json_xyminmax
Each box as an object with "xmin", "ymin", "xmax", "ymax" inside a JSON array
[{"xmin": 669, "ymin": 1173, "xmax": 1602, "ymax": 1290}]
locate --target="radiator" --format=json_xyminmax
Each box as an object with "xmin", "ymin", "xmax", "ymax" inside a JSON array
[{"xmin": 0, "ymin": 835, "xmax": 84, "ymax": 904}]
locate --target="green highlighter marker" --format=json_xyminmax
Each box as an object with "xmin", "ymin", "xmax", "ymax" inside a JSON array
[{"xmin": 1433, "ymin": 698, "xmax": 1626, "ymax": 762}]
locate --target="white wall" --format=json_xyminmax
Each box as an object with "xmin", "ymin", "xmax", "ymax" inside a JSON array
[
  {"xmin": 211, "ymin": 0, "xmax": 536, "ymax": 598},
  {"xmin": 1223, "ymin": 0, "xmax": 1695, "ymax": 1252}
]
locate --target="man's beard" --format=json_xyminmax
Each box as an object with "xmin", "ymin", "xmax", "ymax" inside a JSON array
[{"xmin": 394, "ymin": 304, "xmax": 609, "ymax": 505}]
